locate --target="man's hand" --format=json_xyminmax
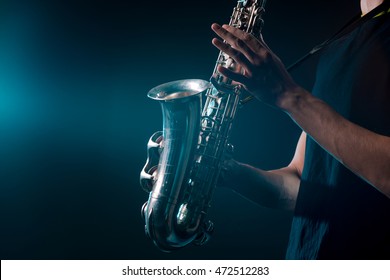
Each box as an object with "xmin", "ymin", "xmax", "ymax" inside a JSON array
[
  {"xmin": 211, "ymin": 23, "xmax": 306, "ymax": 111},
  {"xmin": 210, "ymin": 24, "xmax": 390, "ymax": 199}
]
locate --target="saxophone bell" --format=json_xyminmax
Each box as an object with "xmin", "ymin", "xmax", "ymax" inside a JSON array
[{"xmin": 141, "ymin": 79, "xmax": 212, "ymax": 252}]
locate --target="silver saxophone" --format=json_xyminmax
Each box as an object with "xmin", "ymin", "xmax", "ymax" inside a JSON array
[{"xmin": 140, "ymin": 0, "xmax": 267, "ymax": 252}]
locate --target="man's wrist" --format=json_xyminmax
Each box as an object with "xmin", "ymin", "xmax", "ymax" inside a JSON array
[{"xmin": 278, "ymin": 87, "xmax": 311, "ymax": 114}]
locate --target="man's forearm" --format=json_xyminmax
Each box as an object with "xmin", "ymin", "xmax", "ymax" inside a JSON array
[
  {"xmin": 283, "ymin": 88, "xmax": 390, "ymax": 198},
  {"xmin": 227, "ymin": 162, "xmax": 300, "ymax": 211}
]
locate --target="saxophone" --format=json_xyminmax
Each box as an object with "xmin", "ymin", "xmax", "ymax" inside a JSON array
[{"xmin": 140, "ymin": 0, "xmax": 267, "ymax": 252}]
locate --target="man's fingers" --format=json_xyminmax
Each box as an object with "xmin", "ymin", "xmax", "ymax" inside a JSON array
[
  {"xmin": 211, "ymin": 23, "xmax": 236, "ymax": 43},
  {"xmin": 221, "ymin": 24, "xmax": 268, "ymax": 55},
  {"xmin": 212, "ymin": 23, "xmax": 260, "ymax": 63},
  {"xmin": 212, "ymin": 23, "xmax": 268, "ymax": 65},
  {"xmin": 212, "ymin": 38, "xmax": 254, "ymax": 74},
  {"xmin": 217, "ymin": 65, "xmax": 250, "ymax": 86}
]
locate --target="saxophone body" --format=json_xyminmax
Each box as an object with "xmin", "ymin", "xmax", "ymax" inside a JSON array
[{"xmin": 140, "ymin": 0, "xmax": 267, "ymax": 252}]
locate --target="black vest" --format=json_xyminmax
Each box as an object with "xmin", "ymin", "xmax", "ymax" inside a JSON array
[{"xmin": 286, "ymin": 13, "xmax": 390, "ymax": 260}]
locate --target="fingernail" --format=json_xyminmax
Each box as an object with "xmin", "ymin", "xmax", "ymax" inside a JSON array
[
  {"xmin": 222, "ymin": 24, "xmax": 229, "ymax": 29},
  {"xmin": 211, "ymin": 38, "xmax": 220, "ymax": 45},
  {"xmin": 211, "ymin": 23, "xmax": 220, "ymax": 29}
]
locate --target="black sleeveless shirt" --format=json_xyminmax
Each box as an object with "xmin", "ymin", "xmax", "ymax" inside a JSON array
[{"xmin": 286, "ymin": 13, "xmax": 390, "ymax": 259}]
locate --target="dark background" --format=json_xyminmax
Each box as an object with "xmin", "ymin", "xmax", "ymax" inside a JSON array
[{"xmin": 0, "ymin": 0, "xmax": 360, "ymax": 259}]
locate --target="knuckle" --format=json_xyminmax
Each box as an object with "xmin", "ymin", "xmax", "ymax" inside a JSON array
[
  {"xmin": 242, "ymin": 33, "xmax": 252, "ymax": 41},
  {"xmin": 233, "ymin": 38, "xmax": 241, "ymax": 48},
  {"xmin": 236, "ymin": 52, "xmax": 245, "ymax": 62},
  {"xmin": 253, "ymin": 57, "xmax": 262, "ymax": 66},
  {"xmin": 259, "ymin": 49, "xmax": 269, "ymax": 59},
  {"xmin": 264, "ymin": 51, "xmax": 272, "ymax": 62},
  {"xmin": 229, "ymin": 46, "xmax": 240, "ymax": 57},
  {"xmin": 236, "ymin": 38, "xmax": 245, "ymax": 48}
]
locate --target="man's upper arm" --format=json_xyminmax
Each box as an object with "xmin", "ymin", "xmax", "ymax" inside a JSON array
[{"xmin": 288, "ymin": 131, "xmax": 306, "ymax": 178}]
